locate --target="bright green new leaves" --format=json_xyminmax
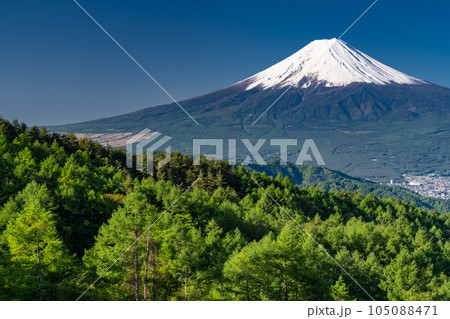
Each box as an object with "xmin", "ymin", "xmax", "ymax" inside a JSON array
[
  {"xmin": 2, "ymin": 183, "xmax": 71, "ymax": 300},
  {"xmin": 0, "ymin": 117, "xmax": 449, "ymax": 301}
]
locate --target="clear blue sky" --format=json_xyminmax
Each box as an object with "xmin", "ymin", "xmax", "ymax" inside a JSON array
[{"xmin": 1, "ymin": 0, "xmax": 449, "ymax": 126}]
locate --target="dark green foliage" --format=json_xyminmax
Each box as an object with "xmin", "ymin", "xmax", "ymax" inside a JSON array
[
  {"xmin": 0, "ymin": 117, "xmax": 448, "ymax": 300},
  {"xmin": 249, "ymin": 161, "xmax": 449, "ymax": 215}
]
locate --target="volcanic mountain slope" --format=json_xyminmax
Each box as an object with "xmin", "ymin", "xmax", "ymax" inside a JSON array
[
  {"xmin": 51, "ymin": 39, "xmax": 449, "ymax": 128},
  {"xmin": 49, "ymin": 39, "xmax": 450, "ymax": 181}
]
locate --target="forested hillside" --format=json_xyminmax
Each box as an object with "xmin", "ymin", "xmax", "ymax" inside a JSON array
[
  {"xmin": 249, "ymin": 161, "xmax": 450, "ymax": 215},
  {"xmin": 0, "ymin": 117, "xmax": 449, "ymax": 301}
]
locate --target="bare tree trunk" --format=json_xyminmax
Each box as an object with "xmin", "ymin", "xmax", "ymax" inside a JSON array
[
  {"xmin": 246, "ymin": 277, "xmax": 249, "ymax": 301},
  {"xmin": 284, "ymin": 258, "xmax": 288, "ymax": 301},
  {"xmin": 36, "ymin": 232, "xmax": 43, "ymax": 301},
  {"xmin": 184, "ymin": 276, "xmax": 188, "ymax": 301},
  {"xmin": 143, "ymin": 229, "xmax": 151, "ymax": 301},
  {"xmin": 151, "ymin": 238, "xmax": 156, "ymax": 301},
  {"xmin": 135, "ymin": 229, "xmax": 140, "ymax": 301}
]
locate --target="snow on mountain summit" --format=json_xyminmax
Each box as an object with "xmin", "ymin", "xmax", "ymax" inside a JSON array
[{"xmin": 245, "ymin": 39, "xmax": 426, "ymax": 90}]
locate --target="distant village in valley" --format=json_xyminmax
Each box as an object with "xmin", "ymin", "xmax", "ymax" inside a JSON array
[{"xmin": 388, "ymin": 175, "xmax": 450, "ymax": 200}]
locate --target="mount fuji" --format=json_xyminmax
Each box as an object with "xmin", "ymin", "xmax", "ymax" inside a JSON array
[
  {"xmin": 49, "ymin": 39, "xmax": 450, "ymax": 180},
  {"xmin": 244, "ymin": 38, "xmax": 426, "ymax": 89}
]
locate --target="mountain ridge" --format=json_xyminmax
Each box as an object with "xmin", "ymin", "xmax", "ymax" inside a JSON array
[{"xmin": 249, "ymin": 161, "xmax": 449, "ymax": 215}]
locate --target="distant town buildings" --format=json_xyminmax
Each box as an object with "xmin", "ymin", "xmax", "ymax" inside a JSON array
[{"xmin": 388, "ymin": 175, "xmax": 450, "ymax": 200}]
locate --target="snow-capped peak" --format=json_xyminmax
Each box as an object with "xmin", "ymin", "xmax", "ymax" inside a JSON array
[{"xmin": 244, "ymin": 39, "xmax": 425, "ymax": 90}]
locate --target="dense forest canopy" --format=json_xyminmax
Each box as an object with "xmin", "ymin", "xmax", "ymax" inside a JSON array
[
  {"xmin": 250, "ymin": 162, "xmax": 450, "ymax": 215},
  {"xmin": 0, "ymin": 117, "xmax": 449, "ymax": 301}
]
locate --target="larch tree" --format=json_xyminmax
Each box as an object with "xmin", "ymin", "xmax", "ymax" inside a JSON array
[{"xmin": 4, "ymin": 194, "xmax": 69, "ymax": 300}]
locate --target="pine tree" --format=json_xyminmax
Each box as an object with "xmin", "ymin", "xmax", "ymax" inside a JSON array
[
  {"xmin": 331, "ymin": 276, "xmax": 351, "ymax": 301},
  {"xmin": 84, "ymin": 192, "xmax": 159, "ymax": 300},
  {"xmin": 4, "ymin": 194, "xmax": 70, "ymax": 300}
]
